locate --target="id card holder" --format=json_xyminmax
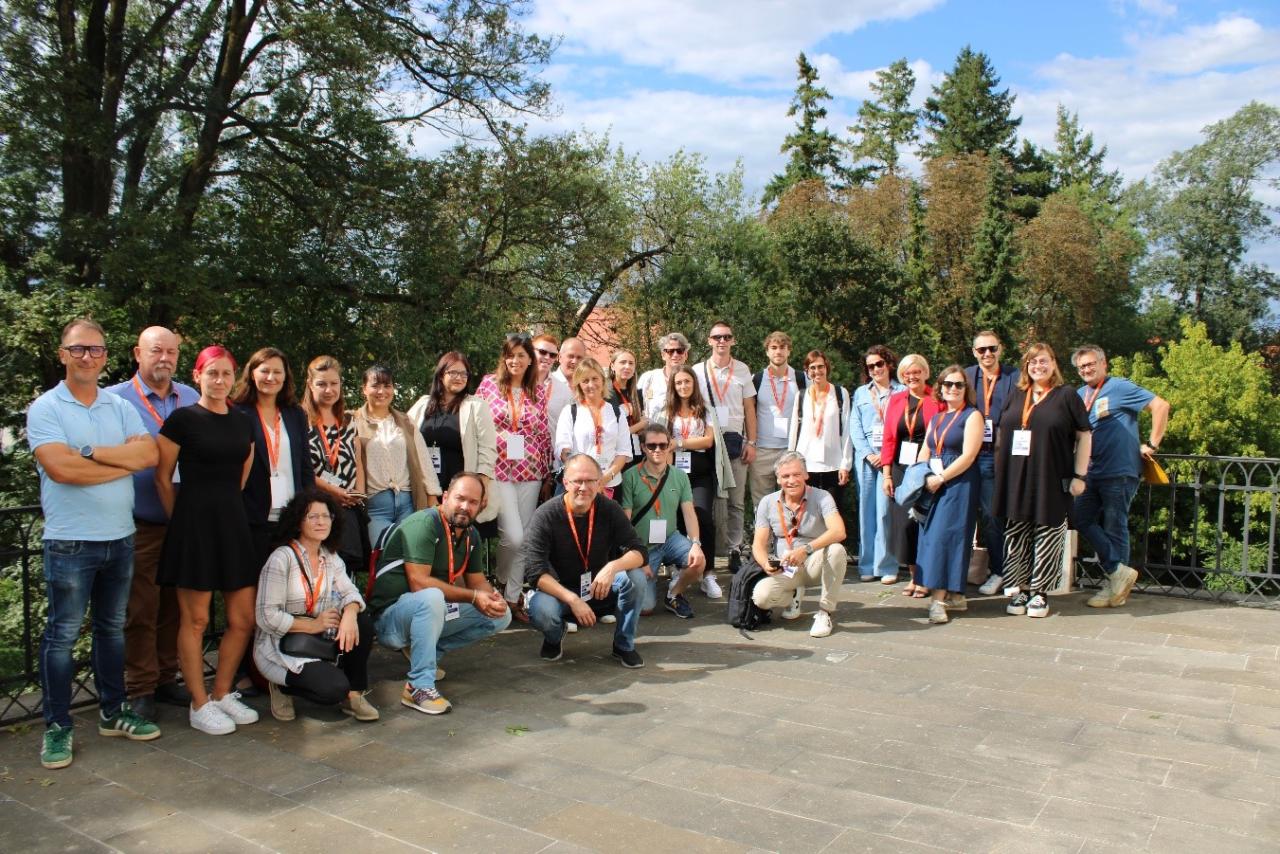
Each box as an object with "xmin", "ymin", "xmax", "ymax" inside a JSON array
[
  {"xmin": 428, "ymin": 446, "xmax": 442, "ymax": 473},
  {"xmin": 898, "ymin": 441, "xmax": 919, "ymax": 466},
  {"xmin": 983, "ymin": 419, "xmax": 994, "ymax": 443},
  {"xmin": 632, "ymin": 434, "xmax": 641, "ymax": 456},
  {"xmin": 871, "ymin": 426, "xmax": 883, "ymax": 447},
  {"xmin": 1012, "ymin": 430, "xmax": 1032, "ymax": 456},
  {"xmin": 504, "ymin": 432, "xmax": 526, "ymax": 460},
  {"xmin": 782, "ymin": 561, "xmax": 797, "ymax": 578},
  {"xmin": 1095, "ymin": 397, "xmax": 1110, "ymax": 419},
  {"xmin": 648, "ymin": 519, "xmax": 667, "ymax": 544},
  {"xmin": 675, "ymin": 451, "xmax": 692, "ymax": 472},
  {"xmin": 269, "ymin": 473, "xmax": 289, "ymax": 509},
  {"xmin": 773, "ymin": 414, "xmax": 789, "ymax": 435},
  {"xmin": 929, "ymin": 458, "xmax": 944, "ymax": 476},
  {"xmin": 320, "ymin": 471, "xmax": 342, "ymax": 486},
  {"xmin": 444, "ymin": 603, "xmax": 461, "ymax": 621},
  {"xmin": 579, "ymin": 571, "xmax": 593, "ymax": 601},
  {"xmin": 172, "ymin": 462, "xmax": 181, "ymax": 484},
  {"xmin": 714, "ymin": 405, "xmax": 730, "ymax": 426}
]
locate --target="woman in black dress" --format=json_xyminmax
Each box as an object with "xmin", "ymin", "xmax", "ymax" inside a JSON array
[
  {"xmin": 992, "ymin": 343, "xmax": 1092, "ymax": 618},
  {"xmin": 156, "ymin": 346, "xmax": 260, "ymax": 735}
]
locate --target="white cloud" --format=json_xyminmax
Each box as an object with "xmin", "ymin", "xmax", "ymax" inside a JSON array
[{"xmin": 1129, "ymin": 15, "xmax": 1280, "ymax": 75}]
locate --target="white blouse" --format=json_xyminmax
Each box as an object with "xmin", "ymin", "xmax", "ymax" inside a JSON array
[{"xmin": 555, "ymin": 400, "xmax": 629, "ymax": 487}]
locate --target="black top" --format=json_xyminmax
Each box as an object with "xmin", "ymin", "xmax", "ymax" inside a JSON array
[
  {"xmin": 234, "ymin": 403, "xmax": 316, "ymax": 525},
  {"xmin": 992, "ymin": 385, "xmax": 1091, "ymax": 526},
  {"xmin": 420, "ymin": 410, "xmax": 464, "ymax": 490},
  {"xmin": 522, "ymin": 494, "xmax": 647, "ymax": 591}
]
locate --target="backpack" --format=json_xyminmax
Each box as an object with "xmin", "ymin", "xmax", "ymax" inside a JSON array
[
  {"xmin": 570, "ymin": 401, "xmax": 623, "ymax": 432},
  {"xmin": 752, "ymin": 368, "xmax": 807, "ymax": 398},
  {"xmin": 794, "ymin": 384, "xmax": 846, "ymax": 439},
  {"xmin": 364, "ymin": 518, "xmax": 405, "ymax": 600},
  {"xmin": 726, "ymin": 555, "xmax": 773, "ymax": 635}
]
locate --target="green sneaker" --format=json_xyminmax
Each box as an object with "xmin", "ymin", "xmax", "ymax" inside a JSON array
[
  {"xmin": 99, "ymin": 703, "xmax": 162, "ymax": 741},
  {"xmin": 41, "ymin": 723, "xmax": 74, "ymax": 769}
]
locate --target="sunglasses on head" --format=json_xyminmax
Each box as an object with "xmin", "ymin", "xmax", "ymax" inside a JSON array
[
  {"xmin": 975, "ymin": 345, "xmax": 999, "ymax": 355},
  {"xmin": 940, "ymin": 380, "xmax": 967, "ymax": 390},
  {"xmin": 643, "ymin": 442, "xmax": 669, "ymax": 451},
  {"xmin": 865, "ymin": 359, "xmax": 886, "ymax": 370}
]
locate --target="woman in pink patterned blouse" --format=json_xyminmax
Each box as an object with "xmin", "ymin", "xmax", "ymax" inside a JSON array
[{"xmin": 475, "ymin": 334, "xmax": 552, "ymax": 613}]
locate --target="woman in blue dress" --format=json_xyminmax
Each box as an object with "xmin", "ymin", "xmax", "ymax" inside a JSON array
[{"xmin": 916, "ymin": 364, "xmax": 985, "ymax": 624}]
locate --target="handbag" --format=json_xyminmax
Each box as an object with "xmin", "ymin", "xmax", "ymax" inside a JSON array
[
  {"xmin": 278, "ymin": 545, "xmax": 340, "ymax": 661},
  {"xmin": 1141, "ymin": 456, "xmax": 1169, "ymax": 485}
]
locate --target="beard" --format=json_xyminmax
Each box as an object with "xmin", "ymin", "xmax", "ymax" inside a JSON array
[{"xmin": 447, "ymin": 508, "xmax": 474, "ymax": 529}]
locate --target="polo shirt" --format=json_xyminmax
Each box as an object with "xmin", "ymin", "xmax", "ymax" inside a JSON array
[
  {"xmin": 106, "ymin": 374, "xmax": 199, "ymax": 524},
  {"xmin": 370, "ymin": 508, "xmax": 485, "ymax": 616},
  {"xmin": 618, "ymin": 464, "xmax": 693, "ymax": 544},
  {"xmin": 754, "ymin": 486, "xmax": 837, "ymax": 561},
  {"xmin": 1078, "ymin": 377, "xmax": 1155, "ymax": 480}
]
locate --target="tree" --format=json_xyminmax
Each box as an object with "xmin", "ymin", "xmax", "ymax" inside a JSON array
[
  {"xmin": 847, "ymin": 58, "xmax": 918, "ymax": 182},
  {"xmin": 920, "ymin": 46, "xmax": 1021, "ymax": 159},
  {"xmin": 968, "ymin": 156, "xmax": 1020, "ymax": 345},
  {"xmin": 1048, "ymin": 106, "xmax": 1120, "ymax": 199},
  {"xmin": 763, "ymin": 53, "xmax": 844, "ymax": 206}
]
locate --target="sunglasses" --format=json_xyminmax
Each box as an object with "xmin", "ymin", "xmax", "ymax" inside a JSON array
[
  {"xmin": 975, "ymin": 345, "xmax": 999, "ymax": 355},
  {"xmin": 709, "ymin": 334, "xmax": 734, "ymax": 342},
  {"xmin": 534, "ymin": 348, "xmax": 558, "ymax": 359},
  {"xmin": 940, "ymin": 380, "xmax": 967, "ymax": 390},
  {"xmin": 663, "ymin": 347, "xmax": 687, "ymax": 355},
  {"xmin": 643, "ymin": 442, "xmax": 670, "ymax": 451},
  {"xmin": 865, "ymin": 359, "xmax": 886, "ymax": 370}
]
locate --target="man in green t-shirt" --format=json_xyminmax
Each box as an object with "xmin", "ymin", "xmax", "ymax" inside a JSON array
[
  {"xmin": 371, "ymin": 473, "xmax": 510, "ymax": 716},
  {"xmin": 619, "ymin": 423, "xmax": 707, "ymax": 618}
]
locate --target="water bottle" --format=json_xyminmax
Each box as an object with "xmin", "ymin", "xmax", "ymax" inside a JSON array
[{"xmin": 319, "ymin": 591, "xmax": 340, "ymax": 640}]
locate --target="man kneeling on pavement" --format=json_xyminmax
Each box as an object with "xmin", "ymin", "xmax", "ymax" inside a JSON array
[
  {"xmin": 369, "ymin": 472, "xmax": 511, "ymax": 715},
  {"xmin": 524, "ymin": 454, "xmax": 649, "ymax": 667},
  {"xmin": 750, "ymin": 451, "xmax": 848, "ymax": 638},
  {"xmin": 620, "ymin": 423, "xmax": 707, "ymax": 619}
]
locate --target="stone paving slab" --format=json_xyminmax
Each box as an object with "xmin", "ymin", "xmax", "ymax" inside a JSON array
[{"xmin": 1, "ymin": 582, "xmax": 1277, "ymax": 853}]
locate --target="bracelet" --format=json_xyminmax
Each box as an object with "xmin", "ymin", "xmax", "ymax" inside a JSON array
[{"xmin": 471, "ymin": 589, "xmax": 478, "ymax": 605}]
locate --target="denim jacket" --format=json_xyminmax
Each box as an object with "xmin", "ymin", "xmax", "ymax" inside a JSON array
[{"xmin": 850, "ymin": 380, "xmax": 905, "ymax": 464}]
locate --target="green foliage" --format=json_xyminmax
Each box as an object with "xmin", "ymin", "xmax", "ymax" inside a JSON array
[
  {"xmin": 763, "ymin": 53, "xmax": 845, "ymax": 206},
  {"xmin": 846, "ymin": 59, "xmax": 918, "ymax": 182},
  {"xmin": 1049, "ymin": 106, "xmax": 1121, "ymax": 200},
  {"xmin": 920, "ymin": 46, "xmax": 1021, "ymax": 159}
]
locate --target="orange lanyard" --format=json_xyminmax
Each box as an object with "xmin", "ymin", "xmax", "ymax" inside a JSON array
[
  {"xmin": 904, "ymin": 395, "xmax": 922, "ymax": 438},
  {"xmin": 612, "ymin": 383, "xmax": 634, "ymax": 421},
  {"xmin": 638, "ymin": 469, "xmax": 665, "ymax": 516},
  {"xmin": 438, "ymin": 508, "xmax": 471, "ymax": 583},
  {"xmin": 810, "ymin": 385, "xmax": 830, "ymax": 438},
  {"xmin": 931, "ymin": 409, "xmax": 964, "ymax": 457},
  {"xmin": 777, "ymin": 492, "xmax": 807, "ymax": 550},
  {"xmin": 505, "ymin": 388, "xmax": 524, "ymax": 431},
  {"xmin": 677, "ymin": 414, "xmax": 697, "ymax": 441},
  {"xmin": 768, "ymin": 370, "xmax": 790, "ymax": 412},
  {"xmin": 563, "ymin": 496, "xmax": 595, "ymax": 574},
  {"xmin": 314, "ymin": 419, "xmax": 341, "ymax": 470},
  {"xmin": 981, "ymin": 370, "xmax": 997, "ymax": 417},
  {"xmin": 1021, "ymin": 386, "xmax": 1054, "ymax": 429},
  {"xmin": 707, "ymin": 362, "xmax": 731, "ymax": 404},
  {"xmin": 257, "ymin": 407, "xmax": 282, "ymax": 473},
  {"xmin": 289, "ymin": 541, "xmax": 326, "ymax": 614},
  {"xmin": 131, "ymin": 376, "xmax": 167, "ymax": 426},
  {"xmin": 1083, "ymin": 380, "xmax": 1104, "ymax": 412},
  {"xmin": 585, "ymin": 401, "xmax": 605, "ymax": 454}
]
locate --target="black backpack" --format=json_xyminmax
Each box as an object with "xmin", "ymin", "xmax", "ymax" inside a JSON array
[{"xmin": 727, "ymin": 555, "xmax": 773, "ymax": 635}]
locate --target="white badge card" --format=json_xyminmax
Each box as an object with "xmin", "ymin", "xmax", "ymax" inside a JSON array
[
  {"xmin": 1095, "ymin": 397, "xmax": 1110, "ymax": 419},
  {"xmin": 715, "ymin": 405, "xmax": 730, "ymax": 426},
  {"xmin": 648, "ymin": 518, "xmax": 668, "ymax": 544},
  {"xmin": 871, "ymin": 426, "xmax": 883, "ymax": 447},
  {"xmin": 504, "ymin": 432, "xmax": 526, "ymax": 460},
  {"xmin": 269, "ymin": 474, "xmax": 289, "ymax": 509},
  {"xmin": 172, "ymin": 462, "xmax": 181, "ymax": 484},
  {"xmin": 675, "ymin": 450, "xmax": 692, "ymax": 472},
  {"xmin": 320, "ymin": 471, "xmax": 342, "ymax": 487},
  {"xmin": 579, "ymin": 571, "xmax": 593, "ymax": 601},
  {"xmin": 898, "ymin": 441, "xmax": 919, "ymax": 466},
  {"xmin": 930, "ymin": 458, "xmax": 945, "ymax": 476},
  {"xmin": 428, "ymin": 446, "xmax": 442, "ymax": 473},
  {"xmin": 444, "ymin": 603, "xmax": 461, "ymax": 622},
  {"xmin": 983, "ymin": 419, "xmax": 994, "ymax": 443},
  {"xmin": 782, "ymin": 561, "xmax": 797, "ymax": 578},
  {"xmin": 1012, "ymin": 430, "xmax": 1032, "ymax": 456},
  {"xmin": 773, "ymin": 414, "xmax": 790, "ymax": 436}
]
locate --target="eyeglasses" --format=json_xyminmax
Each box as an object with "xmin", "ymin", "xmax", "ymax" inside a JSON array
[
  {"xmin": 1075, "ymin": 360, "xmax": 1098, "ymax": 372},
  {"xmin": 443, "ymin": 370, "xmax": 469, "ymax": 379},
  {"xmin": 62, "ymin": 345, "xmax": 107, "ymax": 359},
  {"xmin": 806, "ymin": 364, "xmax": 827, "ymax": 373},
  {"xmin": 865, "ymin": 359, "xmax": 886, "ymax": 370},
  {"xmin": 564, "ymin": 478, "xmax": 599, "ymax": 489},
  {"xmin": 901, "ymin": 370, "xmax": 925, "ymax": 379},
  {"xmin": 643, "ymin": 442, "xmax": 669, "ymax": 451},
  {"xmin": 304, "ymin": 512, "xmax": 334, "ymax": 522},
  {"xmin": 663, "ymin": 347, "xmax": 686, "ymax": 355},
  {"xmin": 940, "ymin": 380, "xmax": 967, "ymax": 390},
  {"xmin": 975, "ymin": 345, "xmax": 1000, "ymax": 355},
  {"xmin": 709, "ymin": 334, "xmax": 734, "ymax": 342},
  {"xmin": 534, "ymin": 348, "xmax": 558, "ymax": 359},
  {"xmin": 1027, "ymin": 358, "xmax": 1054, "ymax": 368}
]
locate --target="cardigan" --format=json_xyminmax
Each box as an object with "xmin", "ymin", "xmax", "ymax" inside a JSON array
[
  {"xmin": 352, "ymin": 405, "xmax": 441, "ymax": 511},
  {"xmin": 406, "ymin": 394, "xmax": 501, "ymax": 523}
]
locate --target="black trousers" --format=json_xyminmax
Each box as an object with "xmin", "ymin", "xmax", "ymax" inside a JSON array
[
  {"xmin": 808, "ymin": 469, "xmax": 845, "ymax": 512},
  {"xmin": 283, "ymin": 612, "xmax": 374, "ymax": 705}
]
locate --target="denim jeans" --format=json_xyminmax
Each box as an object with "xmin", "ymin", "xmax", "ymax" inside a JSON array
[
  {"xmin": 528, "ymin": 568, "xmax": 645, "ymax": 651},
  {"xmin": 375, "ymin": 588, "xmax": 511, "ymax": 691},
  {"xmin": 642, "ymin": 532, "xmax": 697, "ymax": 612},
  {"xmin": 855, "ymin": 460, "xmax": 896, "ymax": 576},
  {"xmin": 977, "ymin": 453, "xmax": 1006, "ymax": 575},
  {"xmin": 40, "ymin": 536, "xmax": 134, "ymax": 727},
  {"xmin": 1075, "ymin": 475, "xmax": 1140, "ymax": 574},
  {"xmin": 366, "ymin": 489, "xmax": 415, "ymax": 547}
]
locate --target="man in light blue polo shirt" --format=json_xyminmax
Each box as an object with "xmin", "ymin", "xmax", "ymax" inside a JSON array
[
  {"xmin": 1072, "ymin": 344, "xmax": 1171, "ymax": 610},
  {"xmin": 26, "ymin": 318, "xmax": 162, "ymax": 769},
  {"xmin": 106, "ymin": 326, "xmax": 199, "ymax": 720}
]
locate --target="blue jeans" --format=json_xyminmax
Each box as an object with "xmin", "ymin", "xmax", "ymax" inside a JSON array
[
  {"xmin": 40, "ymin": 537, "xmax": 134, "ymax": 728},
  {"xmin": 977, "ymin": 453, "xmax": 1006, "ymax": 575},
  {"xmin": 367, "ymin": 489, "xmax": 415, "ymax": 547},
  {"xmin": 375, "ymin": 588, "xmax": 511, "ymax": 691},
  {"xmin": 529, "ymin": 569, "xmax": 645, "ymax": 651},
  {"xmin": 856, "ymin": 460, "xmax": 896, "ymax": 576},
  {"xmin": 643, "ymin": 533, "xmax": 697, "ymax": 612},
  {"xmin": 1075, "ymin": 476, "xmax": 1140, "ymax": 574}
]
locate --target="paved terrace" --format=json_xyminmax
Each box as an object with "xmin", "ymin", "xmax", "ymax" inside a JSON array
[{"xmin": 1, "ymin": 583, "xmax": 1278, "ymax": 854}]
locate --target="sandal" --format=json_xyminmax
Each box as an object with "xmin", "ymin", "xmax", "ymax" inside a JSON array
[
  {"xmin": 901, "ymin": 584, "xmax": 918, "ymax": 596},
  {"xmin": 911, "ymin": 588, "xmax": 929, "ymax": 598}
]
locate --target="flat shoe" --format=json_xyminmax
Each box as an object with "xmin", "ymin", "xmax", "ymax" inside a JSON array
[
  {"xmin": 880, "ymin": 575, "xmax": 898, "ymax": 585},
  {"xmin": 911, "ymin": 588, "xmax": 928, "ymax": 598}
]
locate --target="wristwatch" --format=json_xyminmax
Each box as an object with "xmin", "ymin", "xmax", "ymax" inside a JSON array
[
  {"xmin": 803, "ymin": 543, "xmax": 814, "ymax": 557},
  {"xmin": 690, "ymin": 539, "xmax": 702, "ymax": 546},
  {"xmin": 79, "ymin": 445, "xmax": 95, "ymax": 460}
]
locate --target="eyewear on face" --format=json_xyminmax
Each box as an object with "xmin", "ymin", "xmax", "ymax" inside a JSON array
[
  {"xmin": 62, "ymin": 345, "xmax": 107, "ymax": 359},
  {"xmin": 1075, "ymin": 360, "xmax": 1098, "ymax": 373},
  {"xmin": 1027, "ymin": 358, "xmax": 1054, "ymax": 368},
  {"xmin": 305, "ymin": 513, "xmax": 334, "ymax": 522},
  {"xmin": 663, "ymin": 347, "xmax": 687, "ymax": 355},
  {"xmin": 534, "ymin": 348, "xmax": 558, "ymax": 359},
  {"xmin": 865, "ymin": 359, "xmax": 886, "ymax": 370},
  {"xmin": 643, "ymin": 442, "xmax": 670, "ymax": 451},
  {"xmin": 806, "ymin": 364, "xmax": 827, "ymax": 373},
  {"xmin": 444, "ymin": 370, "xmax": 469, "ymax": 380},
  {"xmin": 940, "ymin": 380, "xmax": 967, "ymax": 390},
  {"xmin": 565, "ymin": 478, "xmax": 599, "ymax": 488},
  {"xmin": 709, "ymin": 334, "xmax": 734, "ymax": 342},
  {"xmin": 975, "ymin": 345, "xmax": 1000, "ymax": 355},
  {"xmin": 902, "ymin": 371, "xmax": 925, "ymax": 379}
]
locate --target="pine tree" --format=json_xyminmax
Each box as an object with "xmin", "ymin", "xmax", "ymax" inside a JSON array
[
  {"xmin": 1049, "ymin": 105, "xmax": 1120, "ymax": 199},
  {"xmin": 847, "ymin": 58, "xmax": 918, "ymax": 183},
  {"xmin": 1009, "ymin": 139, "xmax": 1054, "ymax": 221},
  {"xmin": 920, "ymin": 46, "xmax": 1021, "ymax": 159},
  {"xmin": 968, "ymin": 154, "xmax": 1020, "ymax": 343},
  {"xmin": 763, "ymin": 53, "xmax": 845, "ymax": 205}
]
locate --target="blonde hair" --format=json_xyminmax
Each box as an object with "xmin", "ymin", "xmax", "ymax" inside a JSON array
[
  {"xmin": 571, "ymin": 357, "xmax": 607, "ymax": 401},
  {"xmin": 897, "ymin": 354, "xmax": 930, "ymax": 383}
]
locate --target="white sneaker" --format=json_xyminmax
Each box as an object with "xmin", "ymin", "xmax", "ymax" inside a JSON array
[
  {"xmin": 600, "ymin": 614, "xmax": 617, "ymax": 624},
  {"xmin": 809, "ymin": 611, "xmax": 833, "ymax": 638},
  {"xmin": 700, "ymin": 573, "xmax": 723, "ymax": 600},
  {"xmin": 211, "ymin": 691, "xmax": 259, "ymax": 725},
  {"xmin": 781, "ymin": 588, "xmax": 803, "ymax": 620},
  {"xmin": 978, "ymin": 574, "xmax": 1004, "ymax": 596},
  {"xmin": 190, "ymin": 700, "xmax": 236, "ymax": 735},
  {"xmin": 928, "ymin": 601, "xmax": 949, "ymax": 624},
  {"xmin": 1027, "ymin": 593, "xmax": 1050, "ymax": 618}
]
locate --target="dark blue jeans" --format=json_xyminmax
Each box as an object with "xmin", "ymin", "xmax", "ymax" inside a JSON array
[
  {"xmin": 40, "ymin": 536, "xmax": 134, "ymax": 727},
  {"xmin": 1075, "ymin": 476, "xmax": 1140, "ymax": 574},
  {"xmin": 977, "ymin": 453, "xmax": 1005, "ymax": 575}
]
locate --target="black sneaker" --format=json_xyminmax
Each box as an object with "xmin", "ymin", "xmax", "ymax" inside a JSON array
[
  {"xmin": 664, "ymin": 594, "xmax": 694, "ymax": 619},
  {"xmin": 611, "ymin": 646, "xmax": 644, "ymax": 668},
  {"xmin": 1006, "ymin": 592, "xmax": 1029, "ymax": 616},
  {"xmin": 540, "ymin": 639, "xmax": 563, "ymax": 661}
]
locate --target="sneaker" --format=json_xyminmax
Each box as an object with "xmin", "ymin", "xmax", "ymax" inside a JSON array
[
  {"xmin": 268, "ymin": 683, "xmax": 295, "ymax": 721},
  {"xmin": 945, "ymin": 593, "xmax": 968, "ymax": 612},
  {"xmin": 928, "ymin": 601, "xmax": 949, "ymax": 624},
  {"xmin": 611, "ymin": 646, "xmax": 644, "ymax": 668},
  {"xmin": 1006, "ymin": 592, "xmax": 1029, "ymax": 616},
  {"xmin": 98, "ymin": 703, "xmax": 161, "ymax": 741},
  {"xmin": 664, "ymin": 594, "xmax": 694, "ymax": 619},
  {"xmin": 189, "ymin": 700, "xmax": 236, "ymax": 735},
  {"xmin": 40, "ymin": 723, "xmax": 73, "ymax": 769},
  {"xmin": 979, "ymin": 574, "xmax": 1004, "ymax": 596},
  {"xmin": 566, "ymin": 621, "xmax": 579, "ymax": 633},
  {"xmin": 880, "ymin": 574, "xmax": 899, "ymax": 585},
  {"xmin": 341, "ymin": 693, "xmax": 380, "ymax": 722},
  {"xmin": 540, "ymin": 639, "xmax": 563, "ymax": 661},
  {"xmin": 781, "ymin": 588, "xmax": 803, "ymax": 620},
  {"xmin": 600, "ymin": 613, "xmax": 617, "ymax": 624},
  {"xmin": 1027, "ymin": 593, "xmax": 1050, "ymax": 618},
  {"xmin": 700, "ymin": 573, "xmax": 723, "ymax": 599},
  {"xmin": 401, "ymin": 683, "xmax": 451, "ymax": 715},
  {"xmin": 211, "ymin": 691, "xmax": 259, "ymax": 725},
  {"xmin": 1088, "ymin": 564, "xmax": 1139, "ymax": 608},
  {"xmin": 809, "ymin": 610, "xmax": 834, "ymax": 638}
]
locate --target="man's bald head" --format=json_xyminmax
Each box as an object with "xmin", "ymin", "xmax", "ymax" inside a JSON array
[
  {"xmin": 559, "ymin": 337, "xmax": 586, "ymax": 378},
  {"xmin": 135, "ymin": 326, "xmax": 182, "ymax": 391}
]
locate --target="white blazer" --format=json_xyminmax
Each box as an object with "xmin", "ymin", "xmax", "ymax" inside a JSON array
[{"xmin": 407, "ymin": 394, "xmax": 501, "ymax": 523}]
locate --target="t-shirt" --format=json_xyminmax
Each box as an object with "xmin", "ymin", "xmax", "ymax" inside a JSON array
[
  {"xmin": 696, "ymin": 359, "xmax": 755, "ymax": 433},
  {"xmin": 370, "ymin": 508, "xmax": 485, "ymax": 615},
  {"xmin": 618, "ymin": 464, "xmax": 693, "ymax": 544},
  {"xmin": 1078, "ymin": 377, "xmax": 1155, "ymax": 480},
  {"xmin": 638, "ymin": 369, "xmax": 671, "ymax": 422},
  {"xmin": 754, "ymin": 486, "xmax": 837, "ymax": 561},
  {"xmin": 755, "ymin": 367, "xmax": 801, "ymax": 449},
  {"xmin": 522, "ymin": 495, "xmax": 646, "ymax": 591},
  {"xmin": 992, "ymin": 385, "xmax": 1092, "ymax": 527}
]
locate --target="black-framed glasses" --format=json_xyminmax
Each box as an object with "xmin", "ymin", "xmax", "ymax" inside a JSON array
[
  {"xmin": 940, "ymin": 380, "xmax": 967, "ymax": 390},
  {"xmin": 865, "ymin": 359, "xmax": 886, "ymax": 370},
  {"xmin": 62, "ymin": 345, "xmax": 107, "ymax": 359},
  {"xmin": 534, "ymin": 348, "xmax": 558, "ymax": 359},
  {"xmin": 663, "ymin": 347, "xmax": 687, "ymax": 355},
  {"xmin": 443, "ymin": 370, "xmax": 469, "ymax": 380},
  {"xmin": 643, "ymin": 442, "xmax": 670, "ymax": 451},
  {"xmin": 975, "ymin": 345, "xmax": 999, "ymax": 355},
  {"xmin": 806, "ymin": 363, "xmax": 827, "ymax": 373},
  {"xmin": 709, "ymin": 334, "xmax": 733, "ymax": 342}
]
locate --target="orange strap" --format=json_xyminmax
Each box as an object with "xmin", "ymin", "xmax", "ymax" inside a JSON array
[
  {"xmin": 777, "ymin": 492, "xmax": 807, "ymax": 551},
  {"xmin": 131, "ymin": 376, "xmax": 167, "ymax": 426},
  {"xmin": 315, "ymin": 420, "xmax": 341, "ymax": 470},
  {"xmin": 437, "ymin": 508, "xmax": 472, "ymax": 584},
  {"xmin": 563, "ymin": 496, "xmax": 596, "ymax": 574},
  {"xmin": 1021, "ymin": 386, "xmax": 1055, "ymax": 430},
  {"xmin": 810, "ymin": 385, "xmax": 830, "ymax": 438},
  {"xmin": 768, "ymin": 371, "xmax": 790, "ymax": 413},
  {"xmin": 505, "ymin": 389, "xmax": 524, "ymax": 431},
  {"xmin": 257, "ymin": 407, "xmax": 282, "ymax": 473},
  {"xmin": 289, "ymin": 541, "xmax": 326, "ymax": 614},
  {"xmin": 931, "ymin": 409, "xmax": 964, "ymax": 458},
  {"xmin": 1083, "ymin": 381, "xmax": 1104, "ymax": 412}
]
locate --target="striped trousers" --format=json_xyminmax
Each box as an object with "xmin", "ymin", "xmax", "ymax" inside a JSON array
[{"xmin": 1002, "ymin": 519, "xmax": 1067, "ymax": 595}]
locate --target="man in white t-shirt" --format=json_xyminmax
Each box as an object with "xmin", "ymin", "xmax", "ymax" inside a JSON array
[
  {"xmin": 749, "ymin": 331, "xmax": 802, "ymax": 513},
  {"xmin": 637, "ymin": 332, "xmax": 689, "ymax": 421},
  {"xmin": 547, "ymin": 337, "xmax": 586, "ymax": 469}
]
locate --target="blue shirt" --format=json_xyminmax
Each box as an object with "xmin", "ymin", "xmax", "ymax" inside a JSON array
[
  {"xmin": 1078, "ymin": 377, "xmax": 1155, "ymax": 480},
  {"xmin": 850, "ymin": 380, "xmax": 905, "ymax": 462},
  {"xmin": 105, "ymin": 374, "xmax": 200, "ymax": 524},
  {"xmin": 964, "ymin": 364, "xmax": 1021, "ymax": 454},
  {"xmin": 27, "ymin": 382, "xmax": 149, "ymax": 541}
]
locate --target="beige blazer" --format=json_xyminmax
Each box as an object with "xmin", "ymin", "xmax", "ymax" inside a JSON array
[{"xmin": 407, "ymin": 394, "xmax": 501, "ymax": 523}]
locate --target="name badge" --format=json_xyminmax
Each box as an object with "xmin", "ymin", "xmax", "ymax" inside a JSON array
[
  {"xmin": 444, "ymin": 602, "xmax": 461, "ymax": 622},
  {"xmin": 871, "ymin": 426, "xmax": 883, "ymax": 447},
  {"xmin": 1095, "ymin": 397, "xmax": 1110, "ymax": 419},
  {"xmin": 504, "ymin": 432, "xmax": 526, "ymax": 460},
  {"xmin": 594, "ymin": 453, "xmax": 611, "ymax": 473},
  {"xmin": 929, "ymin": 458, "xmax": 944, "ymax": 476},
  {"xmin": 320, "ymin": 471, "xmax": 342, "ymax": 486},
  {"xmin": 782, "ymin": 561, "xmax": 797, "ymax": 578},
  {"xmin": 269, "ymin": 473, "xmax": 290, "ymax": 509},
  {"xmin": 714, "ymin": 404, "xmax": 730, "ymax": 426},
  {"xmin": 579, "ymin": 571, "xmax": 593, "ymax": 601},
  {"xmin": 1012, "ymin": 430, "xmax": 1032, "ymax": 456},
  {"xmin": 648, "ymin": 518, "xmax": 667, "ymax": 544},
  {"xmin": 983, "ymin": 419, "xmax": 993, "ymax": 443},
  {"xmin": 898, "ymin": 441, "xmax": 919, "ymax": 466},
  {"xmin": 772, "ymin": 415, "xmax": 790, "ymax": 436},
  {"xmin": 675, "ymin": 451, "xmax": 692, "ymax": 472},
  {"xmin": 428, "ymin": 446, "xmax": 442, "ymax": 473},
  {"xmin": 172, "ymin": 462, "xmax": 181, "ymax": 484}
]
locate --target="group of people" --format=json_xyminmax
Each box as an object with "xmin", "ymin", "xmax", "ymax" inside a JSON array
[{"xmin": 25, "ymin": 317, "xmax": 1168, "ymax": 769}]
